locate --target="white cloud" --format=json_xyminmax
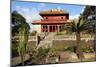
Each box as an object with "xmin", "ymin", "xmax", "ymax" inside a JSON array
[
  {"xmin": 80, "ymin": 6, "xmax": 85, "ymax": 13},
  {"xmin": 16, "ymin": 6, "xmax": 21, "ymax": 11},
  {"xmin": 69, "ymin": 6, "xmax": 85, "ymax": 20},
  {"xmin": 15, "ymin": 6, "xmax": 42, "ymax": 21},
  {"xmin": 69, "ymin": 14, "xmax": 80, "ymax": 19},
  {"xmin": 15, "ymin": 6, "xmax": 42, "ymax": 32},
  {"xmin": 21, "ymin": 8, "xmax": 30, "ymax": 14},
  {"xmin": 39, "ymin": 3, "xmax": 46, "ymax": 7}
]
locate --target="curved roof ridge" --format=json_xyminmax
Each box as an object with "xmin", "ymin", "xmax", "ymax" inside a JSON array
[{"xmin": 40, "ymin": 9, "xmax": 69, "ymax": 15}]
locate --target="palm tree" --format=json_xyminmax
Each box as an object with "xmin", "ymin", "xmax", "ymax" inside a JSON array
[{"xmin": 66, "ymin": 17, "xmax": 89, "ymax": 60}]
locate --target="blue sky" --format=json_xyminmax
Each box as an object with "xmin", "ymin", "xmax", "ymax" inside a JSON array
[{"xmin": 12, "ymin": 1, "xmax": 85, "ymax": 32}]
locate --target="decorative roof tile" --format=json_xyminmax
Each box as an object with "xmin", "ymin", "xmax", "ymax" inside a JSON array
[{"xmin": 40, "ymin": 9, "xmax": 68, "ymax": 15}]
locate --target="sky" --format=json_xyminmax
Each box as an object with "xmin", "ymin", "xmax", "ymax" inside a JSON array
[{"xmin": 11, "ymin": 1, "xmax": 85, "ymax": 32}]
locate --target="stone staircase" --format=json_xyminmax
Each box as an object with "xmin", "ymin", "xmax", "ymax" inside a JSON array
[{"xmin": 37, "ymin": 32, "xmax": 56, "ymax": 49}]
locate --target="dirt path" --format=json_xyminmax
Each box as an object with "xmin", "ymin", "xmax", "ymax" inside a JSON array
[{"xmin": 11, "ymin": 54, "xmax": 30, "ymax": 66}]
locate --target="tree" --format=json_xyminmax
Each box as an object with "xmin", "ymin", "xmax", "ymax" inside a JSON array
[
  {"xmin": 66, "ymin": 17, "xmax": 89, "ymax": 60},
  {"xmin": 81, "ymin": 6, "xmax": 96, "ymax": 51},
  {"xmin": 30, "ymin": 31, "xmax": 37, "ymax": 36},
  {"xmin": 81, "ymin": 6, "xmax": 96, "ymax": 34},
  {"xmin": 12, "ymin": 11, "xmax": 30, "ymax": 36},
  {"xmin": 65, "ymin": 6, "xmax": 96, "ymax": 60},
  {"xmin": 18, "ymin": 26, "xmax": 26, "ymax": 65},
  {"xmin": 12, "ymin": 11, "xmax": 30, "ymax": 65}
]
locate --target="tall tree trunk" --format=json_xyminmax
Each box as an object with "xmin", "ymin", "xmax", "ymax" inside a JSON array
[
  {"xmin": 20, "ymin": 51, "xmax": 24, "ymax": 65},
  {"xmin": 76, "ymin": 32, "xmax": 84, "ymax": 61},
  {"xmin": 18, "ymin": 31, "xmax": 25, "ymax": 66},
  {"xmin": 18, "ymin": 48, "xmax": 24, "ymax": 66},
  {"xmin": 93, "ymin": 35, "xmax": 96, "ymax": 51}
]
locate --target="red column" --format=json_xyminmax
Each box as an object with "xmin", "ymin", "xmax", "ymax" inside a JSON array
[
  {"xmin": 44, "ymin": 25, "xmax": 46, "ymax": 32},
  {"xmin": 59, "ymin": 25, "xmax": 61, "ymax": 32},
  {"xmin": 58, "ymin": 25, "xmax": 59, "ymax": 32},
  {"xmin": 54, "ymin": 25, "xmax": 56, "ymax": 32},
  {"xmin": 51, "ymin": 25, "xmax": 53, "ymax": 32},
  {"xmin": 52, "ymin": 25, "xmax": 53, "ymax": 32},
  {"xmin": 54, "ymin": 25, "xmax": 55, "ymax": 32},
  {"xmin": 41, "ymin": 25, "xmax": 43, "ymax": 32},
  {"xmin": 48, "ymin": 25, "xmax": 50, "ymax": 32},
  {"xmin": 56, "ymin": 25, "xmax": 58, "ymax": 32}
]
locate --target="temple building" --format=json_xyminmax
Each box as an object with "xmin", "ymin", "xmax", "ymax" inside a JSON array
[{"xmin": 32, "ymin": 9, "xmax": 69, "ymax": 32}]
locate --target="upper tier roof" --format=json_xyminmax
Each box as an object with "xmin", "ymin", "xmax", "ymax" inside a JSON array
[{"xmin": 39, "ymin": 9, "xmax": 68, "ymax": 15}]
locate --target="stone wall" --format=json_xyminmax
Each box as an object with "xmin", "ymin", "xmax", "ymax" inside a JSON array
[
  {"xmin": 27, "ymin": 41, "xmax": 36, "ymax": 50},
  {"xmin": 52, "ymin": 40, "xmax": 95, "ymax": 48}
]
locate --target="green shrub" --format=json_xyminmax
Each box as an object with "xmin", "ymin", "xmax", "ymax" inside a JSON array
[
  {"xmin": 12, "ymin": 47, "xmax": 19, "ymax": 57},
  {"xmin": 37, "ymin": 47, "xmax": 50, "ymax": 58},
  {"xmin": 30, "ymin": 31, "xmax": 37, "ymax": 36},
  {"xmin": 64, "ymin": 46, "xmax": 76, "ymax": 52},
  {"xmin": 81, "ymin": 46, "xmax": 94, "ymax": 53},
  {"xmin": 56, "ymin": 32, "xmax": 64, "ymax": 35},
  {"xmin": 31, "ymin": 47, "xmax": 50, "ymax": 63},
  {"xmin": 47, "ymin": 47, "xmax": 61, "ymax": 57},
  {"xmin": 64, "ymin": 45, "xmax": 95, "ymax": 53},
  {"xmin": 12, "ymin": 41, "xmax": 19, "ymax": 57}
]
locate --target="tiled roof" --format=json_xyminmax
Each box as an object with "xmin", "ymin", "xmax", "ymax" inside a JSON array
[{"xmin": 40, "ymin": 9, "xmax": 68, "ymax": 15}]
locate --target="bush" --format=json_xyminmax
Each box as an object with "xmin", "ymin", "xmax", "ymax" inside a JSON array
[
  {"xmin": 56, "ymin": 32, "xmax": 64, "ymax": 35},
  {"xmin": 63, "ymin": 45, "xmax": 95, "ymax": 53},
  {"xmin": 30, "ymin": 31, "xmax": 37, "ymax": 36},
  {"xmin": 37, "ymin": 47, "xmax": 50, "ymax": 58},
  {"xmin": 81, "ymin": 46, "xmax": 94, "ymax": 53},
  {"xmin": 30, "ymin": 47, "xmax": 50, "ymax": 63},
  {"xmin": 12, "ymin": 47, "xmax": 19, "ymax": 57},
  {"xmin": 64, "ymin": 46, "xmax": 76, "ymax": 52},
  {"xmin": 12, "ymin": 41, "xmax": 19, "ymax": 57}
]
